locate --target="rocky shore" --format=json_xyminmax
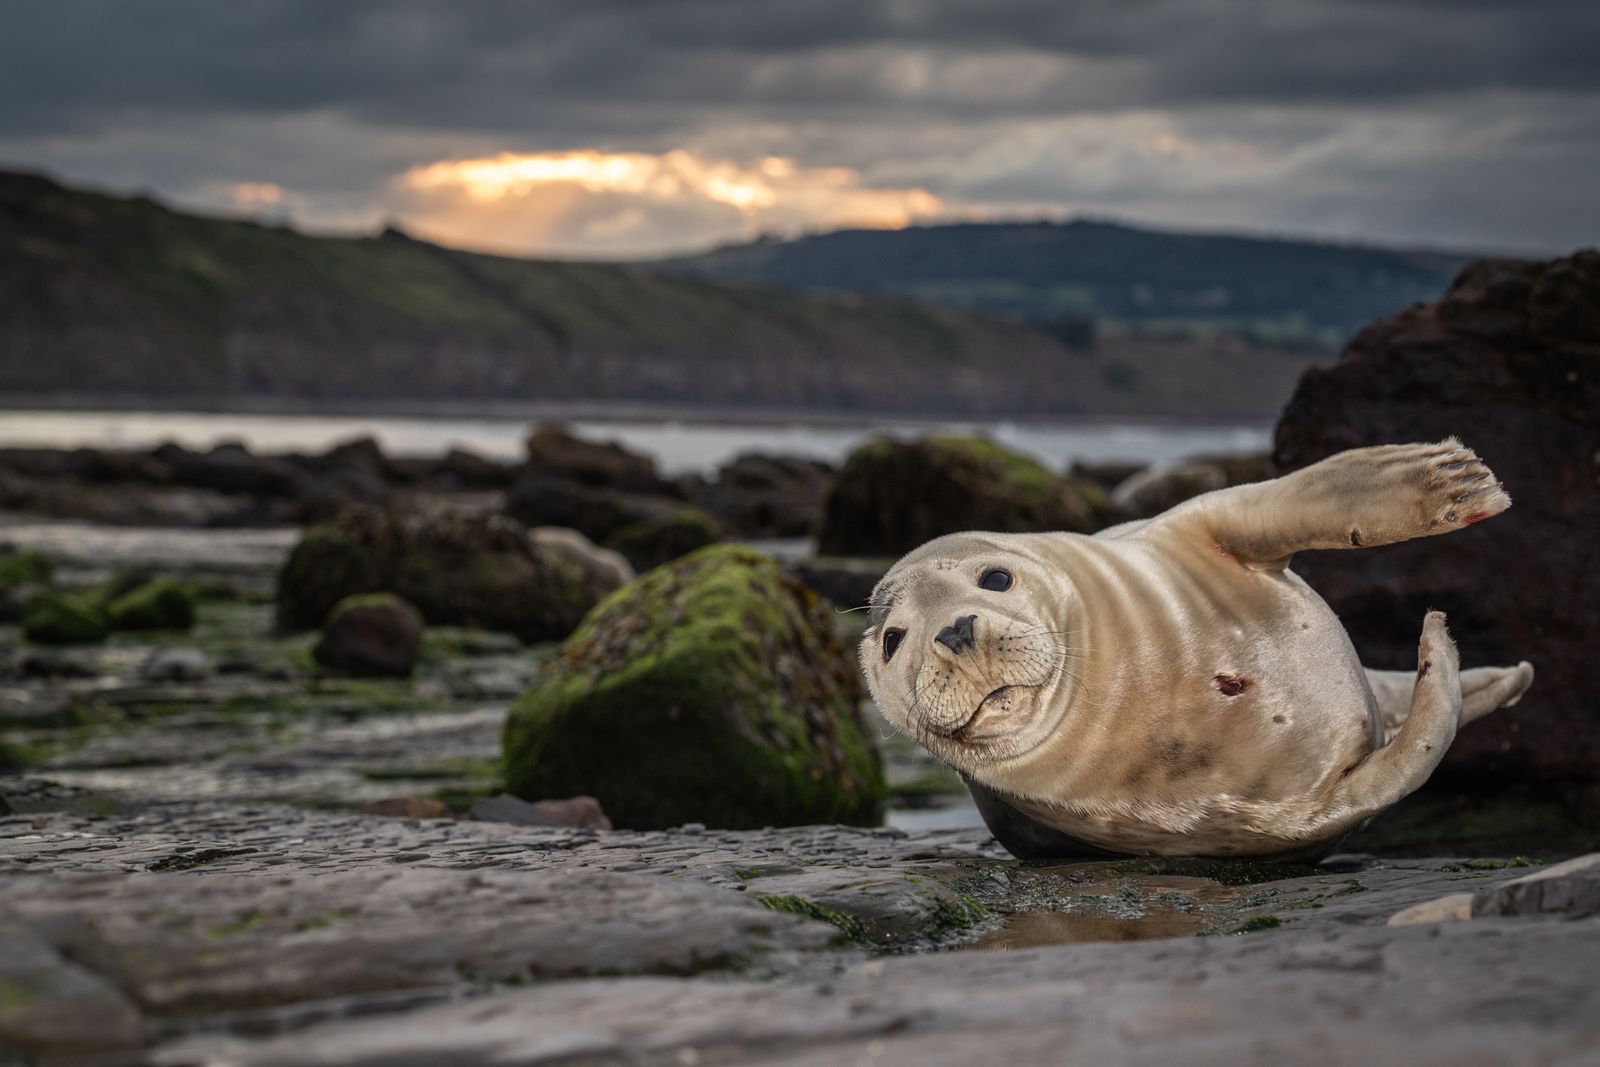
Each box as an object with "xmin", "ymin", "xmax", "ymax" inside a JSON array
[
  {"xmin": 3, "ymin": 428, "xmax": 1597, "ymax": 1062},
  {"xmin": 4, "ymin": 249, "xmax": 1599, "ymax": 1066},
  {"xmin": 5, "ymin": 785, "xmax": 1600, "ymax": 1064}
]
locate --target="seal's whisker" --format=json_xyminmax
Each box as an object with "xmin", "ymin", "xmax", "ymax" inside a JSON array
[{"xmin": 1016, "ymin": 627, "xmax": 1090, "ymax": 643}]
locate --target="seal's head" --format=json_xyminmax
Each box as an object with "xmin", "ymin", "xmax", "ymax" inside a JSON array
[{"xmin": 860, "ymin": 532, "xmax": 1079, "ymax": 774}]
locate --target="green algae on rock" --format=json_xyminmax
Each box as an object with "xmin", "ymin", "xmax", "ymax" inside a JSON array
[
  {"xmin": 817, "ymin": 435, "xmax": 1107, "ymax": 557},
  {"xmin": 502, "ymin": 544, "xmax": 886, "ymax": 830},
  {"xmin": 105, "ymin": 577, "xmax": 197, "ymax": 631},
  {"xmin": 21, "ymin": 593, "xmax": 109, "ymax": 645},
  {"xmin": 0, "ymin": 548, "xmax": 56, "ymax": 623},
  {"xmin": 0, "ymin": 548, "xmax": 54, "ymax": 592},
  {"xmin": 275, "ymin": 506, "xmax": 620, "ymax": 642},
  {"xmin": 96, "ymin": 565, "xmax": 159, "ymax": 606}
]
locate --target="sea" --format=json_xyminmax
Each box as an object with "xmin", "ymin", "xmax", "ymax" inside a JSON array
[{"xmin": 0, "ymin": 408, "xmax": 1271, "ymax": 475}]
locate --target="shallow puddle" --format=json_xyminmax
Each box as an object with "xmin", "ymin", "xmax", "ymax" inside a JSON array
[
  {"xmin": 973, "ymin": 907, "xmax": 1207, "ymax": 948},
  {"xmin": 968, "ymin": 868, "xmax": 1270, "ymax": 949}
]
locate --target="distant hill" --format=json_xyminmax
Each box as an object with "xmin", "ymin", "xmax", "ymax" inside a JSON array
[
  {"xmin": 0, "ymin": 169, "xmax": 1125, "ymax": 417},
  {"xmin": 659, "ymin": 220, "xmax": 1474, "ymax": 352},
  {"xmin": 0, "ymin": 169, "xmax": 1432, "ymax": 420}
]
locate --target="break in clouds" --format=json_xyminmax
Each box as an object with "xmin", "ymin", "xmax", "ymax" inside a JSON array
[{"xmin": 2, "ymin": 0, "xmax": 1598, "ymax": 257}]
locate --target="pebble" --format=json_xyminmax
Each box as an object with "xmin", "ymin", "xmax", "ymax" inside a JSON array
[{"xmin": 140, "ymin": 648, "xmax": 213, "ymax": 682}]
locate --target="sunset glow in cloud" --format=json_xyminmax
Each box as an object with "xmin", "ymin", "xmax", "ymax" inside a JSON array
[
  {"xmin": 229, "ymin": 181, "xmax": 286, "ymax": 207},
  {"xmin": 5, "ymin": 3, "xmax": 1596, "ymax": 257},
  {"xmin": 392, "ymin": 149, "xmax": 945, "ymax": 257}
]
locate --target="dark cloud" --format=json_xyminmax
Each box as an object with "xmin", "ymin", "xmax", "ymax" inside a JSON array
[
  {"xmin": 0, "ymin": 0, "xmax": 1596, "ymax": 254},
  {"xmin": 4, "ymin": 0, "xmax": 1598, "ymax": 134}
]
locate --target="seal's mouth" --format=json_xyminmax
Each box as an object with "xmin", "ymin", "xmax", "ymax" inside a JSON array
[
  {"xmin": 981, "ymin": 685, "xmax": 1012, "ymax": 707},
  {"xmin": 946, "ymin": 685, "xmax": 1016, "ymax": 740}
]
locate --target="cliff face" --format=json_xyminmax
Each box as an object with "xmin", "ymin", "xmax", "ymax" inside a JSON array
[{"xmin": 0, "ymin": 171, "xmax": 1109, "ymax": 415}]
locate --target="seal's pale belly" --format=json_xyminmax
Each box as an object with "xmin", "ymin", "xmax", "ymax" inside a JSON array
[{"xmin": 978, "ymin": 529, "xmax": 1384, "ymax": 855}]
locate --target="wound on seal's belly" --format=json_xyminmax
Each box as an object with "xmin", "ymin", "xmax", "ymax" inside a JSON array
[{"xmin": 1214, "ymin": 673, "xmax": 1251, "ymax": 696}]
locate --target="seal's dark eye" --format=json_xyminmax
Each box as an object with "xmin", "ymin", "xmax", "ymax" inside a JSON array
[
  {"xmin": 882, "ymin": 628, "xmax": 905, "ymax": 662},
  {"xmin": 979, "ymin": 568, "xmax": 1013, "ymax": 592}
]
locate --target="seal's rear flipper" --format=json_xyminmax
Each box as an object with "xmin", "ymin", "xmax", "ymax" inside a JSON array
[
  {"xmin": 1366, "ymin": 660, "xmax": 1533, "ymax": 744},
  {"xmin": 963, "ymin": 776, "xmax": 1127, "ymax": 860}
]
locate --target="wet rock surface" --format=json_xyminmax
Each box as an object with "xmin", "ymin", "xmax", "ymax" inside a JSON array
[
  {"xmin": 602, "ymin": 505, "xmax": 724, "ymax": 571},
  {"xmin": 785, "ymin": 555, "xmax": 892, "ymax": 613},
  {"xmin": 817, "ymin": 436, "xmax": 1107, "ymax": 557},
  {"xmin": 522, "ymin": 423, "xmax": 674, "ymax": 496},
  {"xmin": 1107, "ymin": 458, "xmax": 1228, "ymax": 518},
  {"xmin": 1473, "ymin": 852, "xmax": 1600, "ymax": 918},
  {"xmin": 275, "ymin": 506, "xmax": 616, "ymax": 641},
  {"xmin": 529, "ymin": 526, "xmax": 634, "ymax": 589},
  {"xmin": 164, "ymin": 917, "xmax": 1600, "ymax": 1067},
  {"xmin": 691, "ymin": 452, "xmax": 836, "ymax": 539},
  {"xmin": 504, "ymin": 471, "xmax": 680, "ymax": 545},
  {"xmin": 358, "ymin": 795, "xmax": 456, "ymax": 819},
  {"xmin": 0, "ymin": 436, "xmax": 512, "ymax": 528},
  {"xmin": 4, "ymin": 797, "xmax": 1599, "ymax": 1065},
  {"xmin": 6, "ymin": 512, "xmax": 1600, "ymax": 1065},
  {"xmin": 1101, "ymin": 451, "xmax": 1273, "ymax": 522},
  {"xmin": 0, "ymin": 519, "xmax": 295, "ymax": 597},
  {"xmin": 470, "ymin": 792, "xmax": 613, "ymax": 830},
  {"xmin": 313, "ymin": 593, "xmax": 424, "ymax": 678},
  {"xmin": 2, "ymin": 590, "xmax": 530, "ymax": 808},
  {"xmin": 139, "ymin": 647, "xmax": 212, "ymax": 682}
]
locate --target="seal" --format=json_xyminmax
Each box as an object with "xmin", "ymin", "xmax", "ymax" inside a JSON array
[{"xmin": 861, "ymin": 439, "xmax": 1535, "ymax": 858}]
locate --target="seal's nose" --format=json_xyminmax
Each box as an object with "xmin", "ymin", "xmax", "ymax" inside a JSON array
[{"xmin": 934, "ymin": 614, "xmax": 978, "ymax": 655}]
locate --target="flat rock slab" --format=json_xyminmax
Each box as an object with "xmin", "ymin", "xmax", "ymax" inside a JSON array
[
  {"xmin": 0, "ymin": 520, "xmax": 295, "ymax": 581},
  {"xmin": 1474, "ymin": 853, "xmax": 1600, "ymax": 918},
  {"xmin": 0, "ymin": 793, "xmax": 1553, "ymax": 942},
  {"xmin": 3, "ymin": 790, "xmax": 1592, "ymax": 1066},
  {"xmin": 159, "ymin": 918, "xmax": 1600, "ymax": 1067},
  {"xmin": 0, "ymin": 792, "xmax": 1002, "ymax": 882},
  {"xmin": 14, "ymin": 705, "xmax": 509, "ymax": 807},
  {"xmin": 0, "ymin": 866, "xmax": 834, "ymax": 1063}
]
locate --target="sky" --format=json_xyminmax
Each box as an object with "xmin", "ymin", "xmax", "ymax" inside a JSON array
[{"xmin": 2, "ymin": 0, "xmax": 1598, "ymax": 259}]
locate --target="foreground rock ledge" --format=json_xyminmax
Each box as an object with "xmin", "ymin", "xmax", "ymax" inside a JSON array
[
  {"xmin": 158, "ymin": 918, "xmax": 1600, "ymax": 1067},
  {"xmin": 5, "ymin": 793, "xmax": 1599, "ymax": 1065}
]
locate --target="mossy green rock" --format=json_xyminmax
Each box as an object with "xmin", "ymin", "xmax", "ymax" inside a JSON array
[
  {"xmin": 0, "ymin": 548, "xmax": 54, "ymax": 591},
  {"xmin": 503, "ymin": 544, "xmax": 886, "ymax": 830},
  {"xmin": 604, "ymin": 506, "xmax": 724, "ymax": 572},
  {"xmin": 276, "ymin": 505, "xmax": 619, "ymax": 642},
  {"xmin": 97, "ymin": 565, "xmax": 160, "ymax": 606},
  {"xmin": 816, "ymin": 435, "xmax": 1107, "ymax": 557},
  {"xmin": 0, "ymin": 548, "xmax": 56, "ymax": 623},
  {"xmin": 105, "ymin": 577, "xmax": 196, "ymax": 631},
  {"xmin": 21, "ymin": 594, "xmax": 109, "ymax": 644}
]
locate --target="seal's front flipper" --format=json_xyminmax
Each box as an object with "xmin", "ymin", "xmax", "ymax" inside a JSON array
[{"xmin": 1173, "ymin": 439, "xmax": 1510, "ymax": 568}]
